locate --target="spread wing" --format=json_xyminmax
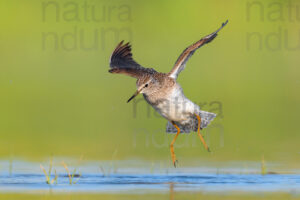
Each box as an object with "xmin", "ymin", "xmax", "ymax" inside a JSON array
[
  {"xmin": 168, "ymin": 20, "xmax": 228, "ymax": 79},
  {"xmin": 109, "ymin": 41, "xmax": 156, "ymax": 78}
]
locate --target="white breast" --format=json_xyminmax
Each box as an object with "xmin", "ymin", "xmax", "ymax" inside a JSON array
[{"xmin": 154, "ymin": 85, "xmax": 200, "ymax": 122}]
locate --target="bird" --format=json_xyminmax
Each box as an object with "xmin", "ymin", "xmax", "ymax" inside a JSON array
[{"xmin": 109, "ymin": 20, "xmax": 228, "ymax": 167}]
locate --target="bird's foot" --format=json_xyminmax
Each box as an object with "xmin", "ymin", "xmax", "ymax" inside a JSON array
[{"xmin": 173, "ymin": 160, "xmax": 178, "ymax": 168}]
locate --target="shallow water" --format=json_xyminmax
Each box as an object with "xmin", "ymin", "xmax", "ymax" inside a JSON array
[
  {"xmin": 0, "ymin": 160, "xmax": 299, "ymax": 194},
  {"xmin": 1, "ymin": 173, "xmax": 300, "ymax": 194}
]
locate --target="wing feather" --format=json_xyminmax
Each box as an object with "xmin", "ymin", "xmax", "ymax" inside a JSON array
[
  {"xmin": 168, "ymin": 20, "xmax": 228, "ymax": 79},
  {"xmin": 109, "ymin": 41, "xmax": 156, "ymax": 78}
]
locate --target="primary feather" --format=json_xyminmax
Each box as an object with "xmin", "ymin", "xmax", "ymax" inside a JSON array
[
  {"xmin": 168, "ymin": 20, "xmax": 228, "ymax": 79},
  {"xmin": 109, "ymin": 41, "xmax": 156, "ymax": 78}
]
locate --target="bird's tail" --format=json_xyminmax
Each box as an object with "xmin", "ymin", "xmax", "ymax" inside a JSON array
[{"xmin": 166, "ymin": 111, "xmax": 217, "ymax": 134}]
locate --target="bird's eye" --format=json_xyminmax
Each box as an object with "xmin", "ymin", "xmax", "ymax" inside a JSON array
[{"xmin": 145, "ymin": 84, "xmax": 148, "ymax": 88}]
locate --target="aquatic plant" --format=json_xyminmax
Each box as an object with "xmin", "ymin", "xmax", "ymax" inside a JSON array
[
  {"xmin": 99, "ymin": 149, "xmax": 118, "ymax": 177},
  {"xmin": 40, "ymin": 157, "xmax": 58, "ymax": 184},
  {"xmin": 261, "ymin": 155, "xmax": 266, "ymax": 175},
  {"xmin": 62, "ymin": 161, "xmax": 81, "ymax": 184},
  {"xmin": 9, "ymin": 155, "xmax": 13, "ymax": 176}
]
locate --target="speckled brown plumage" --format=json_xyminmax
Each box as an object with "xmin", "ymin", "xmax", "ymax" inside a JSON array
[{"xmin": 108, "ymin": 20, "xmax": 228, "ymax": 167}]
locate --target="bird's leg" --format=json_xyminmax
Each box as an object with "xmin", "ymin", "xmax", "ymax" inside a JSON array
[
  {"xmin": 170, "ymin": 122, "xmax": 180, "ymax": 167},
  {"xmin": 195, "ymin": 114, "xmax": 210, "ymax": 152}
]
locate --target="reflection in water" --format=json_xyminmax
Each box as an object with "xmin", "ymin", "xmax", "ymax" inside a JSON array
[{"xmin": 169, "ymin": 183, "xmax": 174, "ymax": 200}]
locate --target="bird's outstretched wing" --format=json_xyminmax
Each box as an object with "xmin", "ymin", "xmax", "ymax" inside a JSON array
[
  {"xmin": 168, "ymin": 20, "xmax": 228, "ymax": 79},
  {"xmin": 109, "ymin": 41, "xmax": 156, "ymax": 78}
]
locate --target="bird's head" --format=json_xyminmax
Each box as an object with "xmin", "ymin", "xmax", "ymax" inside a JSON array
[{"xmin": 127, "ymin": 76, "xmax": 157, "ymax": 103}]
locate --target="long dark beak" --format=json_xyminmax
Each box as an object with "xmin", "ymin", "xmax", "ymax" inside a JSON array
[{"xmin": 127, "ymin": 90, "xmax": 141, "ymax": 103}]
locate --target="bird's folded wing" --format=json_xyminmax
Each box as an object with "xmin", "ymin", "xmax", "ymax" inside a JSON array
[{"xmin": 168, "ymin": 20, "xmax": 228, "ymax": 79}]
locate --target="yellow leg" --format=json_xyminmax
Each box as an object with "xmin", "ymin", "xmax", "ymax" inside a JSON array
[
  {"xmin": 195, "ymin": 114, "xmax": 210, "ymax": 152},
  {"xmin": 170, "ymin": 122, "xmax": 180, "ymax": 167}
]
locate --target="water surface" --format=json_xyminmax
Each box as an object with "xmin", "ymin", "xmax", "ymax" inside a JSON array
[{"xmin": 0, "ymin": 160, "xmax": 299, "ymax": 194}]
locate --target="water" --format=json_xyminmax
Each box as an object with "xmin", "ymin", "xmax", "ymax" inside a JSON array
[{"xmin": 0, "ymin": 160, "xmax": 299, "ymax": 194}]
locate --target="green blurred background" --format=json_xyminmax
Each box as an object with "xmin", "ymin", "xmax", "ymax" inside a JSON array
[{"xmin": 0, "ymin": 0, "xmax": 299, "ymax": 166}]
